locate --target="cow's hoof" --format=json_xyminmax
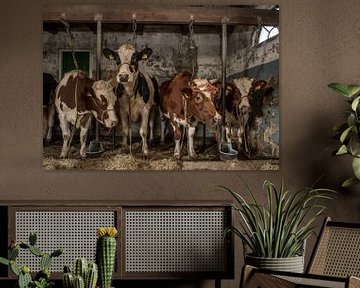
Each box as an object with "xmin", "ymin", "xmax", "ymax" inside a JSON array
[
  {"xmin": 174, "ymin": 154, "xmax": 181, "ymax": 160},
  {"xmin": 60, "ymin": 154, "xmax": 66, "ymax": 159}
]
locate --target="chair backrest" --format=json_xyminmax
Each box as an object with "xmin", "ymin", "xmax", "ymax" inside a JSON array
[{"xmin": 307, "ymin": 217, "xmax": 360, "ymax": 277}]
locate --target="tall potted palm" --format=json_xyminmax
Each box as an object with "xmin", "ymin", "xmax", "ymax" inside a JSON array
[{"xmin": 221, "ymin": 179, "xmax": 335, "ymax": 273}]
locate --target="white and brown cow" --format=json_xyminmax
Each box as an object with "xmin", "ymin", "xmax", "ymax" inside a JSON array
[
  {"xmin": 55, "ymin": 70, "xmax": 118, "ymax": 158},
  {"xmin": 214, "ymin": 77, "xmax": 275, "ymax": 157},
  {"xmin": 104, "ymin": 44, "xmax": 156, "ymax": 157},
  {"xmin": 159, "ymin": 71, "xmax": 221, "ymax": 159}
]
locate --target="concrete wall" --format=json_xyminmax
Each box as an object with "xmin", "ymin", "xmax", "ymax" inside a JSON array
[
  {"xmin": 1, "ymin": 1, "xmax": 360, "ymax": 288},
  {"xmin": 43, "ymin": 30, "xmax": 222, "ymax": 82}
]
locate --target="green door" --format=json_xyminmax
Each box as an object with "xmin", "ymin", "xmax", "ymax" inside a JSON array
[{"xmin": 61, "ymin": 51, "xmax": 91, "ymax": 79}]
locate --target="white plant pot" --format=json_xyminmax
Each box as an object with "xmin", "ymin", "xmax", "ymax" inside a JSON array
[{"xmin": 245, "ymin": 254, "xmax": 305, "ymax": 273}]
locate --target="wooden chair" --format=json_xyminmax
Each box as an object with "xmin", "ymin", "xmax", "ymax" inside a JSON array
[{"xmin": 241, "ymin": 217, "xmax": 360, "ymax": 288}]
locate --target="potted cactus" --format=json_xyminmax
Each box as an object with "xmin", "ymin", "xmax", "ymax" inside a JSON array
[
  {"xmin": 96, "ymin": 227, "xmax": 118, "ymax": 288},
  {"xmin": 0, "ymin": 232, "xmax": 63, "ymax": 288},
  {"xmin": 62, "ymin": 258, "xmax": 98, "ymax": 288}
]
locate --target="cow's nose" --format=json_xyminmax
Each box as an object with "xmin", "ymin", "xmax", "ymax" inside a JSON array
[{"xmin": 119, "ymin": 74, "xmax": 129, "ymax": 83}]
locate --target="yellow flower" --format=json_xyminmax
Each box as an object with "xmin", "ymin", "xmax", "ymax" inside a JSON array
[{"xmin": 96, "ymin": 227, "xmax": 118, "ymax": 237}]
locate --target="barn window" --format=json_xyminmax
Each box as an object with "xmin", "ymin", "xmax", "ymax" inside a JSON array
[
  {"xmin": 59, "ymin": 50, "xmax": 92, "ymax": 80},
  {"xmin": 258, "ymin": 26, "xmax": 279, "ymax": 44},
  {"xmin": 258, "ymin": 6, "xmax": 279, "ymax": 44}
]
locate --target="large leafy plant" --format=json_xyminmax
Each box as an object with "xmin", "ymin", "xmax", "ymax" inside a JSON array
[
  {"xmin": 222, "ymin": 179, "xmax": 334, "ymax": 258},
  {"xmin": 328, "ymin": 83, "xmax": 360, "ymax": 187}
]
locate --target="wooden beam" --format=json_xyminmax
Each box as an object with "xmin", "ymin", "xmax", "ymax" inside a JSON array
[{"xmin": 43, "ymin": 5, "xmax": 279, "ymax": 26}]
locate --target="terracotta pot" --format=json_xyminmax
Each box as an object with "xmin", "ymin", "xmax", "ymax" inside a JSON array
[{"xmin": 245, "ymin": 254, "xmax": 305, "ymax": 273}]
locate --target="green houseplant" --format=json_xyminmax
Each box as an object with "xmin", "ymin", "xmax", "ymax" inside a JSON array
[
  {"xmin": 0, "ymin": 232, "xmax": 63, "ymax": 288},
  {"xmin": 221, "ymin": 179, "xmax": 334, "ymax": 272},
  {"xmin": 328, "ymin": 83, "xmax": 360, "ymax": 187}
]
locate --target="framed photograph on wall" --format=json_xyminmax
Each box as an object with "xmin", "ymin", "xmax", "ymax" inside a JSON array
[{"xmin": 42, "ymin": 4, "xmax": 279, "ymax": 170}]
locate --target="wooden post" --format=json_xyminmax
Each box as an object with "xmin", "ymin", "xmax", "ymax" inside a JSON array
[
  {"xmin": 95, "ymin": 14, "xmax": 102, "ymax": 143},
  {"xmin": 86, "ymin": 13, "xmax": 105, "ymax": 155}
]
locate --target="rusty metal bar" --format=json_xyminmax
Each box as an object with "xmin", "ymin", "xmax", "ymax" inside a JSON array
[{"xmin": 221, "ymin": 20, "xmax": 227, "ymax": 129}]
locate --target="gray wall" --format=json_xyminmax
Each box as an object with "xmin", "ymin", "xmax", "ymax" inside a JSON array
[
  {"xmin": 43, "ymin": 30, "xmax": 222, "ymax": 82},
  {"xmin": 1, "ymin": 1, "xmax": 360, "ymax": 287}
]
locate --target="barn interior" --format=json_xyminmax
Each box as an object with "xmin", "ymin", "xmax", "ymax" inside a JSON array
[
  {"xmin": 1, "ymin": 1, "xmax": 360, "ymax": 288},
  {"xmin": 42, "ymin": 5, "xmax": 279, "ymax": 170}
]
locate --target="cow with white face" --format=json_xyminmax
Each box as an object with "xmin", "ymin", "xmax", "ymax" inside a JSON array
[
  {"xmin": 214, "ymin": 76, "xmax": 275, "ymax": 157},
  {"xmin": 55, "ymin": 70, "xmax": 118, "ymax": 158},
  {"xmin": 104, "ymin": 44, "xmax": 156, "ymax": 157}
]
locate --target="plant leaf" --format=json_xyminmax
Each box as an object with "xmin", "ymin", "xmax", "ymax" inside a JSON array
[
  {"xmin": 349, "ymin": 135, "xmax": 360, "ymax": 157},
  {"xmin": 336, "ymin": 145, "xmax": 348, "ymax": 155},
  {"xmin": 352, "ymin": 157, "xmax": 360, "ymax": 179},
  {"xmin": 342, "ymin": 177, "xmax": 360, "ymax": 188},
  {"xmin": 347, "ymin": 85, "xmax": 360, "ymax": 97},
  {"xmin": 340, "ymin": 126, "xmax": 353, "ymax": 143},
  {"xmin": 351, "ymin": 96, "xmax": 360, "ymax": 111},
  {"xmin": 347, "ymin": 114, "xmax": 356, "ymax": 128},
  {"xmin": 0, "ymin": 257, "xmax": 9, "ymax": 266},
  {"xmin": 328, "ymin": 83, "xmax": 351, "ymax": 97}
]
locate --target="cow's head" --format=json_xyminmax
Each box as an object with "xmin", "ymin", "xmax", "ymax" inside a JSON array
[
  {"xmin": 233, "ymin": 77, "xmax": 255, "ymax": 98},
  {"xmin": 182, "ymin": 78, "xmax": 222, "ymax": 126},
  {"xmin": 103, "ymin": 44, "xmax": 153, "ymax": 85},
  {"xmin": 233, "ymin": 77, "xmax": 254, "ymax": 114},
  {"xmin": 90, "ymin": 80, "xmax": 118, "ymax": 128}
]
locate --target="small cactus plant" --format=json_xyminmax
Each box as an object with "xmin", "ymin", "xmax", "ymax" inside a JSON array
[
  {"xmin": 0, "ymin": 232, "xmax": 63, "ymax": 288},
  {"xmin": 96, "ymin": 227, "xmax": 118, "ymax": 288},
  {"xmin": 62, "ymin": 259, "xmax": 98, "ymax": 288}
]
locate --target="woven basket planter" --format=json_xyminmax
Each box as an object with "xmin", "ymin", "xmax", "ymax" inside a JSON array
[{"xmin": 245, "ymin": 254, "xmax": 305, "ymax": 273}]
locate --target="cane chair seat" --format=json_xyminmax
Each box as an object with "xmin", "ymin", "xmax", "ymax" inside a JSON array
[{"xmin": 241, "ymin": 217, "xmax": 360, "ymax": 288}]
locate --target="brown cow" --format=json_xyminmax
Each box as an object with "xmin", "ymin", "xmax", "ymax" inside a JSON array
[
  {"xmin": 55, "ymin": 70, "xmax": 118, "ymax": 158},
  {"xmin": 159, "ymin": 71, "xmax": 221, "ymax": 158}
]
